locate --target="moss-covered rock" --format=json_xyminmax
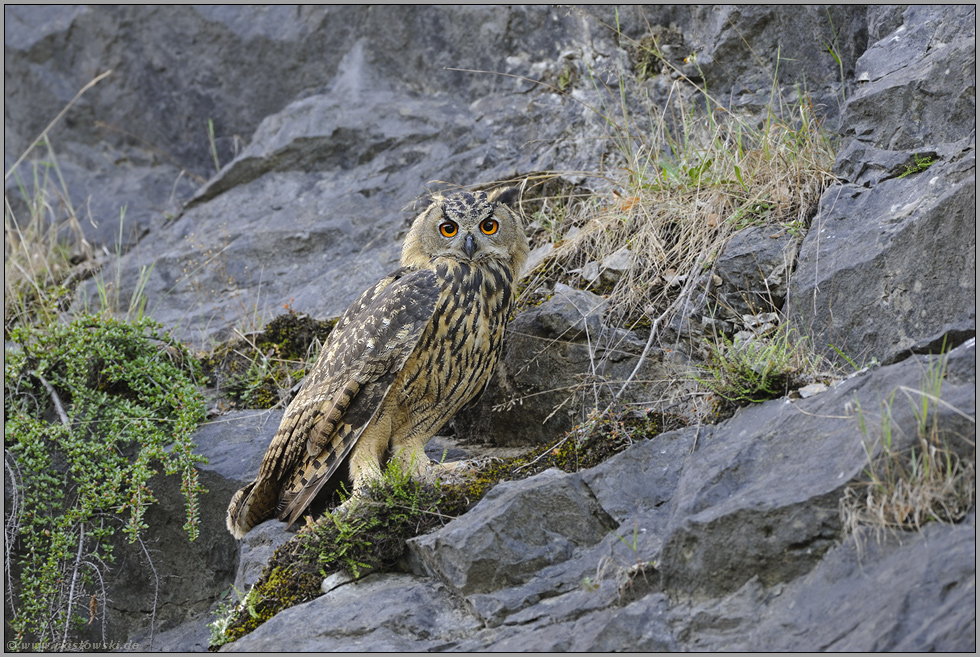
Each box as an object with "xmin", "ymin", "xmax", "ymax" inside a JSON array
[{"xmin": 199, "ymin": 312, "xmax": 335, "ymax": 410}]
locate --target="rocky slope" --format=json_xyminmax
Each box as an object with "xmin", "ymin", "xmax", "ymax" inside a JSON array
[{"xmin": 4, "ymin": 5, "xmax": 975, "ymax": 651}]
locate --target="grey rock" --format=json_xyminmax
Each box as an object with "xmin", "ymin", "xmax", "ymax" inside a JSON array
[
  {"xmin": 126, "ymin": 614, "xmax": 212, "ymax": 653},
  {"xmin": 223, "ymin": 573, "xmax": 480, "ymax": 652},
  {"xmin": 580, "ymin": 246, "xmax": 634, "ymax": 286},
  {"xmin": 465, "ymin": 555, "xmax": 622, "ymax": 630},
  {"xmin": 864, "ymin": 5, "xmax": 907, "ymax": 43},
  {"xmin": 320, "ymin": 571, "xmax": 356, "ymax": 594},
  {"xmin": 69, "ymin": 46, "xmax": 613, "ymax": 345},
  {"xmin": 451, "ymin": 527, "xmax": 651, "ymax": 629},
  {"xmin": 5, "ymin": 5, "xmax": 359, "ymax": 248},
  {"xmin": 557, "ymin": 593, "xmax": 677, "ymax": 652},
  {"xmin": 839, "ymin": 5, "xmax": 975, "ymax": 165},
  {"xmin": 531, "ymin": 283, "xmax": 608, "ymax": 342},
  {"xmin": 245, "ymin": 341, "xmax": 972, "ymax": 651},
  {"xmin": 672, "ymin": 515, "xmax": 976, "ymax": 651},
  {"xmin": 6, "ymin": 5, "xmax": 881, "ymax": 344},
  {"xmin": 581, "ymin": 428, "xmax": 696, "ymax": 524},
  {"xmin": 607, "ymin": 6, "xmax": 868, "ymax": 119},
  {"xmin": 791, "ymin": 6, "xmax": 976, "ymax": 367},
  {"xmin": 193, "ymin": 410, "xmax": 282, "ymax": 484},
  {"xmin": 709, "ymin": 226, "xmax": 801, "ymax": 320},
  {"xmin": 789, "ymin": 149, "xmax": 976, "ymax": 367},
  {"xmin": 233, "ymin": 519, "xmax": 292, "ymax": 596},
  {"xmin": 458, "ymin": 590, "xmax": 677, "ymax": 652},
  {"xmin": 409, "ymin": 468, "xmax": 616, "ymax": 597}
]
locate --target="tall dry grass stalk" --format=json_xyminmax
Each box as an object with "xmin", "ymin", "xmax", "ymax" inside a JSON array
[{"xmin": 4, "ymin": 138, "xmax": 95, "ymax": 336}]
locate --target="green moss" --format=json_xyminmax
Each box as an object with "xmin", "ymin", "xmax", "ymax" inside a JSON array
[
  {"xmin": 200, "ymin": 312, "xmax": 335, "ymax": 409},
  {"xmin": 259, "ymin": 313, "xmax": 336, "ymax": 360},
  {"xmin": 216, "ymin": 561, "xmax": 322, "ymax": 648},
  {"xmin": 580, "ymin": 275, "xmax": 617, "ymax": 298}
]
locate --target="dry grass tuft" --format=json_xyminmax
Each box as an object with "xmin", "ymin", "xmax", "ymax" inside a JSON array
[
  {"xmin": 841, "ymin": 443, "xmax": 974, "ymax": 536},
  {"xmin": 4, "ymin": 138, "xmax": 97, "ymax": 337},
  {"xmin": 5, "ymin": 72, "xmax": 112, "ymax": 339},
  {"xmin": 840, "ymin": 352, "xmax": 976, "ymax": 542},
  {"xmin": 518, "ymin": 61, "xmax": 836, "ymax": 336}
]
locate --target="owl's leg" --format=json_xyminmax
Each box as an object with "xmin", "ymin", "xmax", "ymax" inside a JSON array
[
  {"xmin": 390, "ymin": 435, "xmax": 483, "ymax": 485},
  {"xmin": 347, "ymin": 418, "xmax": 391, "ymax": 495}
]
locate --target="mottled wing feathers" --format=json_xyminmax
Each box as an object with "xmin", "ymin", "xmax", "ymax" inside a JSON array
[
  {"xmin": 303, "ymin": 267, "xmax": 440, "ymax": 454},
  {"xmin": 227, "ymin": 267, "xmax": 441, "ymax": 537},
  {"xmin": 276, "ymin": 402, "xmax": 375, "ymax": 529}
]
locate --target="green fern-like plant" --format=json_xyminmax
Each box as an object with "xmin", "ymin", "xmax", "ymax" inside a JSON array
[{"xmin": 699, "ymin": 326, "xmax": 820, "ymax": 410}]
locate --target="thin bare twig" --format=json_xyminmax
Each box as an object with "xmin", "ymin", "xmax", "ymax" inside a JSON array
[
  {"xmin": 61, "ymin": 524, "xmax": 86, "ymax": 650},
  {"xmin": 4, "ymin": 451, "xmax": 23, "ymax": 621},
  {"xmin": 34, "ymin": 372, "xmax": 70, "ymax": 427},
  {"xmin": 136, "ymin": 536, "xmax": 160, "ymax": 649}
]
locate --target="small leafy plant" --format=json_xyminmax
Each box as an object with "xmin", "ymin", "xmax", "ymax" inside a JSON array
[
  {"xmin": 698, "ymin": 325, "xmax": 823, "ymax": 411},
  {"xmin": 897, "ymin": 153, "xmax": 935, "ymax": 179},
  {"xmin": 4, "ymin": 312, "xmax": 207, "ymax": 650}
]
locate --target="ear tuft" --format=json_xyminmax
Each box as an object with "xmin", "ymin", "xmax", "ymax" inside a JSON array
[{"xmin": 489, "ymin": 187, "xmax": 519, "ymax": 208}]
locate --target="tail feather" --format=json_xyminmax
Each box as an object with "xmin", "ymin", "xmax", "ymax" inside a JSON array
[
  {"xmin": 226, "ymin": 478, "xmax": 279, "ymax": 539},
  {"xmin": 278, "ymin": 467, "xmax": 332, "ymax": 531}
]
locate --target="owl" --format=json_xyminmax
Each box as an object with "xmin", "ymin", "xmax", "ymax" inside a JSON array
[{"xmin": 227, "ymin": 187, "xmax": 529, "ymax": 538}]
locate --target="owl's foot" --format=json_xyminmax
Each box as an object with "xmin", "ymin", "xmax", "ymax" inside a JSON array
[
  {"xmin": 328, "ymin": 494, "xmax": 363, "ymax": 521},
  {"xmin": 321, "ymin": 456, "xmax": 495, "ymax": 523},
  {"xmin": 293, "ymin": 494, "xmax": 365, "ymax": 537}
]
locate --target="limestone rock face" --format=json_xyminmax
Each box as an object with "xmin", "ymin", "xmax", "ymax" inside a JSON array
[
  {"xmin": 4, "ymin": 5, "xmax": 974, "ymax": 652},
  {"xmin": 226, "ymin": 342, "xmax": 977, "ymax": 652},
  {"xmin": 788, "ymin": 4, "xmax": 976, "ymax": 367}
]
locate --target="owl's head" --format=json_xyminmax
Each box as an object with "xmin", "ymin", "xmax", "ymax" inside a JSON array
[{"xmin": 401, "ymin": 187, "xmax": 529, "ymax": 276}]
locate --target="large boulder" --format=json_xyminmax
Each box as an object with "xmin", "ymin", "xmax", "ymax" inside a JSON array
[
  {"xmin": 788, "ymin": 4, "xmax": 976, "ymax": 366},
  {"xmin": 409, "ymin": 468, "xmax": 616, "ymax": 598}
]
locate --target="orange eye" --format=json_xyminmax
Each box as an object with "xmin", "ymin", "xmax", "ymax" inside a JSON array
[
  {"xmin": 480, "ymin": 219, "xmax": 499, "ymax": 235},
  {"xmin": 439, "ymin": 221, "xmax": 458, "ymax": 238}
]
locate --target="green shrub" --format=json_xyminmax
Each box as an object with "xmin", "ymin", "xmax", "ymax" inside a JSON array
[
  {"xmin": 4, "ymin": 312, "xmax": 207, "ymax": 650},
  {"xmin": 698, "ymin": 326, "xmax": 822, "ymax": 412}
]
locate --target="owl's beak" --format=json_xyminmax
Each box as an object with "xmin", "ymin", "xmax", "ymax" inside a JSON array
[{"xmin": 464, "ymin": 233, "xmax": 478, "ymax": 258}]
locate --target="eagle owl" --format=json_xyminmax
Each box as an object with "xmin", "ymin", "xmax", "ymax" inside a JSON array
[{"xmin": 227, "ymin": 187, "xmax": 529, "ymax": 538}]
